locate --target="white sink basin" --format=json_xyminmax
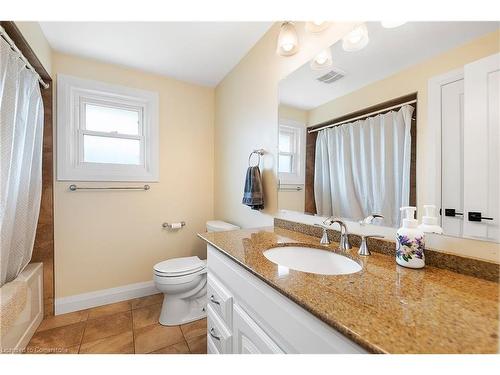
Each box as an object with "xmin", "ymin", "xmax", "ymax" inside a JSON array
[{"xmin": 263, "ymin": 246, "xmax": 362, "ymax": 276}]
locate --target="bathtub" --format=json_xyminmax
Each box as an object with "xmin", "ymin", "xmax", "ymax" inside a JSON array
[{"xmin": 0, "ymin": 263, "xmax": 43, "ymax": 353}]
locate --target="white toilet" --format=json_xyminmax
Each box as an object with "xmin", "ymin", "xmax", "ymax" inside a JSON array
[{"xmin": 154, "ymin": 220, "xmax": 239, "ymax": 326}]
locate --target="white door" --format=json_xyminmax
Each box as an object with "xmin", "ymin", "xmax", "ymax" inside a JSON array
[
  {"xmin": 232, "ymin": 304, "xmax": 283, "ymax": 354},
  {"xmin": 463, "ymin": 53, "xmax": 500, "ymax": 242},
  {"xmin": 441, "ymin": 78, "xmax": 465, "ymax": 237}
]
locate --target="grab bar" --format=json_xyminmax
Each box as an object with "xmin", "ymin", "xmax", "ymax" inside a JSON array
[
  {"xmin": 279, "ymin": 186, "xmax": 303, "ymax": 191},
  {"xmin": 69, "ymin": 184, "xmax": 150, "ymax": 191}
]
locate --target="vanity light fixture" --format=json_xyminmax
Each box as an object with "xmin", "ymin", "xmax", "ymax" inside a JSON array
[
  {"xmin": 381, "ymin": 21, "xmax": 407, "ymax": 28},
  {"xmin": 310, "ymin": 47, "xmax": 333, "ymax": 70},
  {"xmin": 305, "ymin": 21, "xmax": 331, "ymax": 33},
  {"xmin": 342, "ymin": 24, "xmax": 369, "ymax": 52},
  {"xmin": 277, "ymin": 22, "xmax": 300, "ymax": 56}
]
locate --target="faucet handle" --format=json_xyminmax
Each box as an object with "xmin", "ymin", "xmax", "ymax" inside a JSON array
[
  {"xmin": 359, "ymin": 214, "xmax": 384, "ymax": 226},
  {"xmin": 322, "ymin": 217, "xmax": 334, "ymax": 226},
  {"xmin": 314, "ymin": 224, "xmax": 330, "ymax": 245},
  {"xmin": 358, "ymin": 234, "xmax": 384, "ymax": 256}
]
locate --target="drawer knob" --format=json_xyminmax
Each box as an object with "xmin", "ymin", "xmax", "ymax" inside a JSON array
[
  {"xmin": 210, "ymin": 294, "xmax": 221, "ymax": 305},
  {"xmin": 209, "ymin": 327, "xmax": 221, "ymax": 341}
]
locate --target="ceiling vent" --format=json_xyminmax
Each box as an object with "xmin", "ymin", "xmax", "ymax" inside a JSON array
[{"xmin": 316, "ymin": 69, "xmax": 345, "ymax": 84}]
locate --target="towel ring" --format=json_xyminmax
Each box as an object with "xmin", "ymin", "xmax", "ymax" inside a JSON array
[{"xmin": 248, "ymin": 149, "xmax": 265, "ymax": 167}]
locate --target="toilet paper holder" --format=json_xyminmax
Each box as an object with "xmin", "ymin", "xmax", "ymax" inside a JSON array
[{"xmin": 162, "ymin": 221, "xmax": 186, "ymax": 229}]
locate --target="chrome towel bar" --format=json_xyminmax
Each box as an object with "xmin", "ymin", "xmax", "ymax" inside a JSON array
[
  {"xmin": 69, "ymin": 184, "xmax": 150, "ymax": 191},
  {"xmin": 279, "ymin": 186, "xmax": 303, "ymax": 191}
]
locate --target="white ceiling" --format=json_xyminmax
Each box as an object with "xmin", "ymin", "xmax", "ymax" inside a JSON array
[
  {"xmin": 39, "ymin": 22, "xmax": 272, "ymax": 87},
  {"xmin": 280, "ymin": 22, "xmax": 499, "ymax": 110}
]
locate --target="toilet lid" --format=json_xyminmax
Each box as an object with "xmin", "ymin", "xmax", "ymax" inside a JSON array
[{"xmin": 154, "ymin": 256, "xmax": 205, "ymax": 276}]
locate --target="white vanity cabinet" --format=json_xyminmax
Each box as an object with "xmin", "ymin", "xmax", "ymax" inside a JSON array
[
  {"xmin": 206, "ymin": 244, "xmax": 368, "ymax": 354},
  {"xmin": 232, "ymin": 304, "xmax": 284, "ymax": 354}
]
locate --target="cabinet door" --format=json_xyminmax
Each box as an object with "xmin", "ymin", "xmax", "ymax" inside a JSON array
[
  {"xmin": 232, "ymin": 304, "xmax": 283, "ymax": 354},
  {"xmin": 463, "ymin": 52, "xmax": 500, "ymax": 241},
  {"xmin": 441, "ymin": 78, "xmax": 465, "ymax": 237}
]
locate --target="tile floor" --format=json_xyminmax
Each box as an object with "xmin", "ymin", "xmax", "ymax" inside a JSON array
[{"xmin": 25, "ymin": 294, "xmax": 207, "ymax": 354}]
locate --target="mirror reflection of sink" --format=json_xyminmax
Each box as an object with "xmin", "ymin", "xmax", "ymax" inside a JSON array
[{"xmin": 263, "ymin": 246, "xmax": 362, "ymax": 276}]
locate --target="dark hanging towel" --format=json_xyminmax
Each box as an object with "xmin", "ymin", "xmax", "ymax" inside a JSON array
[{"xmin": 242, "ymin": 166, "xmax": 264, "ymax": 210}]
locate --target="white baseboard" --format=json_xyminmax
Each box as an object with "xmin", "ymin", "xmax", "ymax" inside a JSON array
[{"xmin": 55, "ymin": 280, "xmax": 159, "ymax": 315}]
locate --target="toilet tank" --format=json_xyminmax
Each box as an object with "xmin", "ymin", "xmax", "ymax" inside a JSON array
[{"xmin": 206, "ymin": 220, "xmax": 240, "ymax": 232}]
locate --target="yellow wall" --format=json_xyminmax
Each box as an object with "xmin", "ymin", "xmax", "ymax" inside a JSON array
[
  {"xmin": 214, "ymin": 22, "xmax": 358, "ymax": 228},
  {"xmin": 278, "ymin": 104, "xmax": 309, "ymax": 125},
  {"xmin": 52, "ymin": 53, "xmax": 215, "ymax": 298},
  {"xmin": 14, "ymin": 22, "xmax": 52, "ymax": 74}
]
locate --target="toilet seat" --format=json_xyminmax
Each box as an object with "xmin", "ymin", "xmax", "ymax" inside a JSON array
[
  {"xmin": 154, "ymin": 256, "xmax": 206, "ymax": 278},
  {"xmin": 154, "ymin": 267, "xmax": 207, "ymax": 285}
]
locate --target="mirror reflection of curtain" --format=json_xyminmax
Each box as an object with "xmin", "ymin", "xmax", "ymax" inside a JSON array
[
  {"xmin": 314, "ymin": 105, "xmax": 414, "ymax": 227},
  {"xmin": 0, "ymin": 37, "xmax": 44, "ymax": 286}
]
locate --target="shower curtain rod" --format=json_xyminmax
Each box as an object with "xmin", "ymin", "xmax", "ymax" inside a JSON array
[
  {"xmin": 0, "ymin": 25, "xmax": 50, "ymax": 89},
  {"xmin": 308, "ymin": 99, "xmax": 417, "ymax": 134}
]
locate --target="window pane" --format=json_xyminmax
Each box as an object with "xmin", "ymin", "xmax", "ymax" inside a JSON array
[
  {"xmin": 85, "ymin": 104, "xmax": 140, "ymax": 135},
  {"xmin": 279, "ymin": 154, "xmax": 293, "ymax": 173},
  {"xmin": 279, "ymin": 131, "xmax": 292, "ymax": 152},
  {"xmin": 83, "ymin": 135, "xmax": 141, "ymax": 165}
]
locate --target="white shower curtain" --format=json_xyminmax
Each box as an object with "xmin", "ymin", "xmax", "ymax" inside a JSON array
[
  {"xmin": 0, "ymin": 37, "xmax": 44, "ymax": 286},
  {"xmin": 314, "ymin": 105, "xmax": 413, "ymax": 227}
]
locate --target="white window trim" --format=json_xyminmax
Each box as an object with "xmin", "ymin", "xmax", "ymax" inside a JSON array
[
  {"xmin": 57, "ymin": 74, "xmax": 159, "ymax": 182},
  {"xmin": 278, "ymin": 118, "xmax": 306, "ymax": 185}
]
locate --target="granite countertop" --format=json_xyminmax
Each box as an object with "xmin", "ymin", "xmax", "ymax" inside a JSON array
[{"xmin": 198, "ymin": 226, "xmax": 499, "ymax": 354}]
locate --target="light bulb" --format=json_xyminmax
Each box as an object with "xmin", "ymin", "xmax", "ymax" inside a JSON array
[
  {"xmin": 282, "ymin": 43, "xmax": 294, "ymax": 52},
  {"xmin": 310, "ymin": 47, "xmax": 333, "ymax": 71},
  {"xmin": 347, "ymin": 29, "xmax": 363, "ymax": 44},
  {"xmin": 381, "ymin": 21, "xmax": 407, "ymax": 28},
  {"xmin": 316, "ymin": 55, "xmax": 328, "ymax": 65},
  {"xmin": 315, "ymin": 51, "xmax": 329, "ymax": 65},
  {"xmin": 342, "ymin": 24, "xmax": 369, "ymax": 52},
  {"xmin": 277, "ymin": 22, "xmax": 299, "ymax": 56}
]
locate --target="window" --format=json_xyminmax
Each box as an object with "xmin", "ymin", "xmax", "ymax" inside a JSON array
[
  {"xmin": 278, "ymin": 120, "xmax": 305, "ymax": 184},
  {"xmin": 278, "ymin": 127, "xmax": 295, "ymax": 173},
  {"xmin": 57, "ymin": 74, "xmax": 159, "ymax": 181}
]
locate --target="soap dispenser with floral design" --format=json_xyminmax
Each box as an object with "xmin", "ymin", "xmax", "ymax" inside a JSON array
[{"xmin": 396, "ymin": 206, "xmax": 425, "ymax": 269}]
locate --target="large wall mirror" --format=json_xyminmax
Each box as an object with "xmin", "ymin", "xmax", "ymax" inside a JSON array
[{"xmin": 277, "ymin": 22, "xmax": 499, "ymax": 243}]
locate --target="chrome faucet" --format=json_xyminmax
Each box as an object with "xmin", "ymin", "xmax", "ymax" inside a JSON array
[
  {"xmin": 358, "ymin": 234, "xmax": 384, "ymax": 256},
  {"xmin": 314, "ymin": 224, "xmax": 331, "ymax": 245},
  {"xmin": 359, "ymin": 214, "xmax": 384, "ymax": 225},
  {"xmin": 358, "ymin": 214, "xmax": 385, "ymax": 256},
  {"xmin": 321, "ymin": 217, "xmax": 352, "ymax": 251}
]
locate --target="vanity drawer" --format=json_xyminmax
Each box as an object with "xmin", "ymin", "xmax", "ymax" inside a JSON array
[
  {"xmin": 207, "ymin": 273, "xmax": 233, "ymax": 327},
  {"xmin": 207, "ymin": 305, "xmax": 232, "ymax": 354}
]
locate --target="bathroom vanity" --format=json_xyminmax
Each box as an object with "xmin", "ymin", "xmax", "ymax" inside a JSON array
[
  {"xmin": 206, "ymin": 244, "xmax": 366, "ymax": 354},
  {"xmin": 199, "ymin": 224, "xmax": 499, "ymax": 354}
]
